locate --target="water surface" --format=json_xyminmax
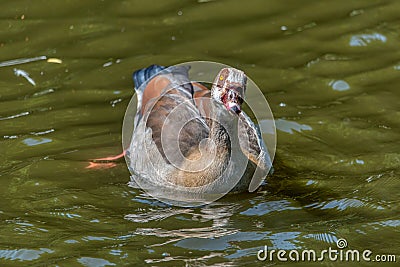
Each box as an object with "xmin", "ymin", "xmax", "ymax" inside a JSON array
[{"xmin": 0, "ymin": 0, "xmax": 399, "ymax": 266}]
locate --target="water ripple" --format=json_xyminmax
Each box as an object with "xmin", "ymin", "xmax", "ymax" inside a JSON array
[
  {"xmin": 77, "ymin": 257, "xmax": 116, "ymax": 267},
  {"xmin": 0, "ymin": 248, "xmax": 53, "ymax": 261},
  {"xmin": 240, "ymin": 200, "xmax": 301, "ymax": 216},
  {"xmin": 350, "ymin": 33, "xmax": 387, "ymax": 47}
]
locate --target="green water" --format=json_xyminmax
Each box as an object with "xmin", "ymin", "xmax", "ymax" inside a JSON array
[{"xmin": 0, "ymin": 0, "xmax": 399, "ymax": 266}]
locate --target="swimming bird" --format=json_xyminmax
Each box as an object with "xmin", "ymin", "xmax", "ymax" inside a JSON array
[{"xmin": 127, "ymin": 64, "xmax": 271, "ymax": 195}]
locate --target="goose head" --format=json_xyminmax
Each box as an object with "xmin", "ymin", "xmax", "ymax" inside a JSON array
[{"xmin": 211, "ymin": 68, "xmax": 247, "ymax": 115}]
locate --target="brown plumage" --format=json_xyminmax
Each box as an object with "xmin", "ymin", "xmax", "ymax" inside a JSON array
[{"xmin": 128, "ymin": 65, "xmax": 271, "ymax": 195}]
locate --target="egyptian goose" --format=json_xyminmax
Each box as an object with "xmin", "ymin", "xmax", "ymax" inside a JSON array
[{"xmin": 127, "ymin": 64, "xmax": 271, "ymax": 198}]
